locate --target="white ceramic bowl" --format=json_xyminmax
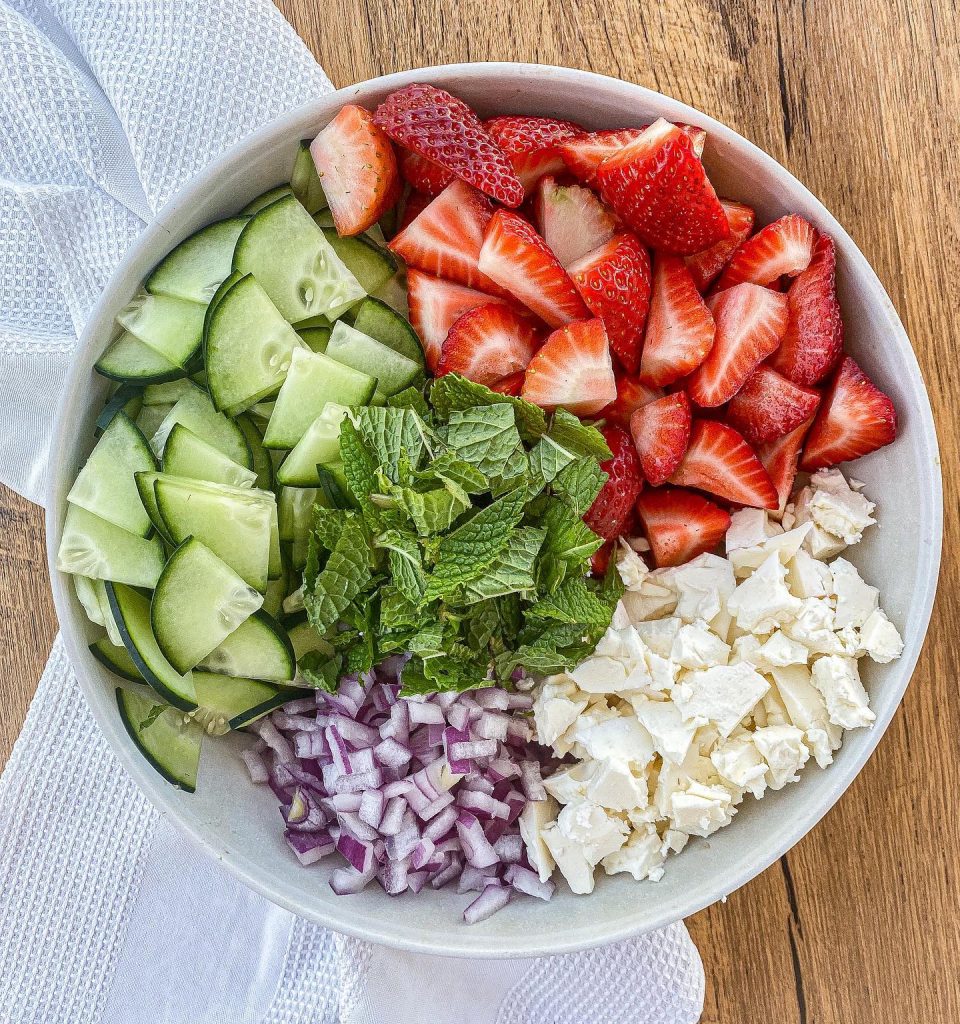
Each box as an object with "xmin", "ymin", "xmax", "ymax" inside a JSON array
[{"xmin": 46, "ymin": 63, "xmax": 942, "ymax": 958}]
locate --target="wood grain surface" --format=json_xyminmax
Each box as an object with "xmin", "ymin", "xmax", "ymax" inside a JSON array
[{"xmin": 3, "ymin": 0, "xmax": 957, "ymax": 1020}]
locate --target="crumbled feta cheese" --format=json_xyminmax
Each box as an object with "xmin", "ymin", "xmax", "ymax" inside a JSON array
[
  {"xmin": 711, "ymin": 733, "xmax": 768, "ymax": 798},
  {"xmin": 797, "ymin": 471, "xmax": 876, "ymax": 546},
  {"xmin": 586, "ymin": 759, "xmax": 650, "ymax": 812},
  {"xmin": 787, "ymin": 548, "xmax": 833, "ymax": 599},
  {"xmin": 541, "ymin": 823, "xmax": 595, "ymax": 894},
  {"xmin": 556, "ymin": 800, "xmax": 629, "ymax": 865},
  {"xmin": 768, "ymin": 665, "xmax": 841, "ymax": 768},
  {"xmin": 669, "ymin": 782, "xmax": 736, "ymax": 837},
  {"xmin": 572, "ymin": 714, "xmax": 655, "ymax": 767},
  {"xmin": 601, "ymin": 823, "xmax": 665, "ymax": 881},
  {"xmin": 784, "ymin": 598, "xmax": 845, "ymax": 655},
  {"xmin": 725, "ymin": 508, "xmax": 776, "ymax": 552},
  {"xmin": 672, "ymin": 662, "xmax": 769, "ymax": 738},
  {"xmin": 752, "ymin": 725, "xmax": 810, "ymax": 789},
  {"xmin": 858, "ymin": 608, "xmax": 904, "ymax": 664},
  {"xmin": 631, "ymin": 696, "xmax": 699, "ymax": 764},
  {"xmin": 811, "ymin": 656, "xmax": 876, "ymax": 729},
  {"xmin": 731, "ymin": 634, "xmax": 765, "ymax": 668},
  {"xmin": 671, "ymin": 620, "xmax": 731, "ymax": 670},
  {"xmin": 616, "ymin": 538, "xmax": 650, "ymax": 590},
  {"xmin": 569, "ymin": 655, "xmax": 630, "ymax": 694},
  {"xmin": 634, "ymin": 616, "xmax": 683, "ymax": 659},
  {"xmin": 760, "ymin": 630, "xmax": 808, "ymax": 668},
  {"xmin": 519, "ymin": 795, "xmax": 559, "ymax": 882},
  {"xmin": 727, "ymin": 553, "xmax": 802, "ymax": 634},
  {"xmin": 534, "ymin": 693, "xmax": 589, "ymax": 746},
  {"xmin": 621, "ymin": 579, "xmax": 677, "ymax": 622},
  {"xmin": 670, "ymin": 554, "xmax": 737, "ymax": 623},
  {"xmin": 728, "ymin": 524, "xmax": 812, "ymax": 578},
  {"xmin": 543, "ymin": 763, "xmax": 594, "ymax": 804},
  {"xmin": 830, "ymin": 557, "xmax": 879, "ymax": 629}
]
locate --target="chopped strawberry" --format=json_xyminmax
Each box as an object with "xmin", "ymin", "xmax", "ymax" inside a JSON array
[
  {"xmin": 687, "ymin": 283, "xmax": 789, "ymax": 407},
  {"xmin": 490, "ymin": 371, "xmax": 525, "ymax": 396},
  {"xmin": 768, "ymin": 233, "xmax": 843, "ymax": 386},
  {"xmin": 800, "ymin": 356, "xmax": 897, "ymax": 470},
  {"xmin": 398, "ymin": 148, "xmax": 455, "ymax": 196},
  {"xmin": 535, "ymin": 176, "xmax": 618, "ymax": 269},
  {"xmin": 639, "ymin": 254, "xmax": 715, "ymax": 387},
  {"xmin": 635, "ymin": 487, "xmax": 731, "ymax": 568},
  {"xmin": 521, "ymin": 318, "xmax": 616, "ymax": 416},
  {"xmin": 436, "ymin": 303, "xmax": 542, "ymax": 386},
  {"xmin": 485, "ymin": 116, "xmax": 584, "ymax": 194},
  {"xmin": 669, "ymin": 420, "xmax": 779, "ymax": 509},
  {"xmin": 406, "ymin": 270, "xmax": 506, "ymax": 371},
  {"xmin": 596, "ymin": 119, "xmax": 730, "ymax": 255},
  {"xmin": 373, "ymin": 84, "xmax": 523, "ymax": 207},
  {"xmin": 558, "ymin": 128, "xmax": 645, "ymax": 184},
  {"xmin": 756, "ymin": 417, "xmax": 815, "ymax": 513},
  {"xmin": 477, "ymin": 209, "xmax": 590, "ymax": 328},
  {"xmin": 726, "ymin": 364, "xmax": 821, "ymax": 445},
  {"xmin": 590, "ymin": 540, "xmax": 615, "ymax": 576},
  {"xmin": 630, "ymin": 392, "xmax": 692, "ymax": 486},
  {"xmin": 715, "ymin": 214, "xmax": 816, "ymax": 290},
  {"xmin": 309, "ymin": 104, "xmax": 401, "ymax": 237},
  {"xmin": 567, "ymin": 233, "xmax": 651, "ymax": 374},
  {"xmin": 601, "ymin": 373, "xmax": 663, "ymax": 428},
  {"xmin": 398, "ymin": 189, "xmax": 430, "ymax": 232},
  {"xmin": 584, "ymin": 426, "xmax": 645, "ymax": 541},
  {"xmin": 685, "ymin": 200, "xmax": 755, "ymax": 292},
  {"xmin": 675, "ymin": 123, "xmax": 707, "ymax": 157}
]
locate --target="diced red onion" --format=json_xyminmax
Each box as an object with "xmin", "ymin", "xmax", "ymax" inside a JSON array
[
  {"xmin": 422, "ymin": 805, "xmax": 458, "ymax": 842},
  {"xmin": 337, "ymin": 833, "xmax": 375, "ymax": 873},
  {"xmin": 286, "ymin": 829, "xmax": 334, "ymax": 866},
  {"xmin": 475, "ymin": 711, "xmax": 510, "ymax": 742},
  {"xmin": 282, "ymin": 696, "xmax": 318, "ymax": 715},
  {"xmin": 450, "ymin": 739, "xmax": 498, "ymax": 761},
  {"xmin": 407, "ymin": 700, "xmax": 446, "ymax": 726},
  {"xmin": 493, "ymin": 834, "xmax": 524, "ymax": 864},
  {"xmin": 505, "ymin": 864, "xmax": 555, "ymax": 901},
  {"xmin": 445, "ymin": 703, "xmax": 470, "ymax": 732},
  {"xmin": 458, "ymin": 790, "xmax": 510, "ymax": 820},
  {"xmin": 519, "ymin": 760, "xmax": 547, "ymax": 801},
  {"xmin": 379, "ymin": 796, "xmax": 408, "ymax": 836},
  {"xmin": 457, "ymin": 864, "xmax": 497, "ymax": 894},
  {"xmin": 359, "ymin": 789, "xmax": 385, "ymax": 829},
  {"xmin": 373, "ymin": 737, "xmax": 412, "ymax": 769},
  {"xmin": 256, "ymin": 719, "xmax": 295, "ymax": 764},
  {"xmin": 293, "ymin": 731, "xmax": 327, "ymax": 759},
  {"xmin": 474, "ymin": 688, "xmax": 511, "ymax": 711},
  {"xmin": 463, "ymin": 883, "xmax": 511, "ymax": 924},
  {"xmin": 339, "ymin": 811, "xmax": 378, "ymax": 842},
  {"xmin": 332, "ymin": 768, "xmax": 383, "ymax": 794},
  {"xmin": 456, "ymin": 811, "xmax": 499, "ymax": 869},
  {"xmin": 431, "ymin": 858, "xmax": 463, "ymax": 889},
  {"xmin": 330, "ymin": 862, "xmax": 376, "ymax": 895},
  {"xmin": 241, "ymin": 747, "xmax": 268, "ymax": 784},
  {"xmin": 273, "ymin": 711, "xmax": 320, "ymax": 732},
  {"xmin": 379, "ymin": 857, "xmax": 409, "ymax": 895}
]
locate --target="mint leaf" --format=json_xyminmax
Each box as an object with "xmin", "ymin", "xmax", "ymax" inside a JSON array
[
  {"xmin": 430, "ymin": 373, "xmax": 547, "ymax": 440},
  {"xmin": 298, "ymin": 649, "xmax": 342, "ymax": 692},
  {"xmin": 305, "ymin": 513, "xmax": 374, "ymax": 634},
  {"xmin": 462, "ymin": 526, "xmax": 545, "ymax": 602},
  {"xmin": 527, "ymin": 574, "xmax": 614, "ymax": 628},
  {"xmin": 494, "ymin": 622, "xmax": 593, "ymax": 677},
  {"xmin": 420, "ymin": 451, "xmax": 489, "ymax": 494},
  {"xmin": 444, "ymin": 404, "xmax": 524, "ymax": 477},
  {"xmin": 553, "ymin": 457, "xmax": 607, "ymax": 515},
  {"xmin": 338, "ymin": 417, "xmax": 384, "ymax": 524},
  {"xmin": 536, "ymin": 497, "xmax": 605, "ymax": 593},
  {"xmin": 394, "ymin": 484, "xmax": 470, "ymax": 537},
  {"xmin": 351, "ymin": 406, "xmax": 428, "ymax": 482},
  {"xmin": 387, "ymin": 386, "xmax": 431, "ymax": 419},
  {"xmin": 548, "ymin": 409, "xmax": 611, "ymax": 460},
  {"xmin": 527, "ymin": 435, "xmax": 576, "ymax": 494},
  {"xmin": 376, "ymin": 529, "xmax": 427, "ymax": 604}
]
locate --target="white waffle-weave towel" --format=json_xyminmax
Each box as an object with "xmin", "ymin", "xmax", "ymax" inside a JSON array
[{"xmin": 0, "ymin": 3, "xmax": 706, "ymax": 1021}]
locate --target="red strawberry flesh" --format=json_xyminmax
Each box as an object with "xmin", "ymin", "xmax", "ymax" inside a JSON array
[
  {"xmin": 399, "ymin": 148, "xmax": 455, "ymax": 196},
  {"xmin": 521, "ymin": 318, "xmax": 617, "ymax": 416},
  {"xmin": 630, "ymin": 391, "xmax": 692, "ymax": 486},
  {"xmin": 601, "ymin": 374, "xmax": 663, "ymax": 429},
  {"xmin": 715, "ymin": 214, "xmax": 816, "ymax": 290},
  {"xmin": 485, "ymin": 116, "xmax": 584, "ymax": 193},
  {"xmin": 535, "ymin": 176, "xmax": 618, "ymax": 270},
  {"xmin": 436, "ymin": 302, "xmax": 541, "ymax": 386},
  {"xmin": 635, "ymin": 486, "xmax": 731, "ymax": 568},
  {"xmin": 584, "ymin": 426, "xmax": 645, "ymax": 541},
  {"xmin": 757, "ymin": 416, "xmax": 815, "ymax": 513},
  {"xmin": 685, "ymin": 199, "xmax": 755, "ymax": 292},
  {"xmin": 726, "ymin": 364, "xmax": 821, "ymax": 446}
]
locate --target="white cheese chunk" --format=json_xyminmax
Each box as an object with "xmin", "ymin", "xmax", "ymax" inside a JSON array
[
  {"xmin": 543, "ymin": 762, "xmax": 595, "ymax": 805},
  {"xmin": 725, "ymin": 508, "xmax": 776, "ymax": 552},
  {"xmin": 784, "ymin": 598, "xmax": 845, "ymax": 655},
  {"xmin": 534, "ymin": 693, "xmax": 589, "ymax": 746},
  {"xmin": 572, "ymin": 714, "xmax": 655, "ymax": 768},
  {"xmin": 586, "ymin": 759, "xmax": 650, "ymax": 812},
  {"xmin": 616, "ymin": 538, "xmax": 650, "ymax": 590},
  {"xmin": 518, "ymin": 795, "xmax": 559, "ymax": 882},
  {"xmin": 631, "ymin": 696, "xmax": 699, "ymax": 764},
  {"xmin": 671, "ymin": 620, "xmax": 731, "ymax": 670},
  {"xmin": 811, "ymin": 655, "xmax": 876, "ymax": 729},
  {"xmin": 669, "ymin": 782, "xmax": 736, "ymax": 837},
  {"xmin": 858, "ymin": 608, "xmax": 904, "ymax": 664},
  {"xmin": 601, "ymin": 823, "xmax": 666, "ymax": 882},
  {"xmin": 728, "ymin": 524, "xmax": 812, "ymax": 577},
  {"xmin": 541, "ymin": 823, "xmax": 595, "ymax": 894},
  {"xmin": 760, "ymin": 630, "xmax": 808, "ymax": 667},
  {"xmin": 787, "ymin": 548, "xmax": 833, "ymax": 599},
  {"xmin": 556, "ymin": 799, "xmax": 629, "ymax": 866},
  {"xmin": 768, "ymin": 664, "xmax": 842, "ymax": 768},
  {"xmin": 621, "ymin": 580, "xmax": 677, "ymax": 622},
  {"xmin": 711, "ymin": 733, "xmax": 768, "ymax": 798},
  {"xmin": 634, "ymin": 616, "xmax": 683, "ymax": 659},
  {"xmin": 672, "ymin": 662, "xmax": 769, "ymax": 738},
  {"xmin": 670, "ymin": 554, "xmax": 736, "ymax": 623},
  {"xmin": 830, "ymin": 557, "xmax": 879, "ymax": 629},
  {"xmin": 727, "ymin": 553, "xmax": 802, "ymax": 634},
  {"xmin": 752, "ymin": 724, "xmax": 810, "ymax": 789}
]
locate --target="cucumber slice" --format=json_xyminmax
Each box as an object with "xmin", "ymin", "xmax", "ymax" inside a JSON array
[
  {"xmin": 205, "ymin": 274, "xmax": 303, "ymax": 414},
  {"xmin": 142, "ymin": 379, "xmax": 197, "ymax": 406},
  {"xmin": 313, "ymin": 209, "xmax": 335, "ymax": 229},
  {"xmin": 136, "ymin": 402, "xmax": 173, "ymax": 442},
  {"xmin": 90, "ymin": 637, "xmax": 141, "ymax": 681},
  {"xmin": 57, "ymin": 505, "xmax": 165, "ymax": 588},
  {"xmin": 116, "ymin": 292, "xmax": 206, "ymax": 368},
  {"xmin": 263, "ymin": 347, "xmax": 376, "ymax": 449},
  {"xmin": 262, "ymin": 563, "xmax": 289, "ymax": 619},
  {"xmin": 198, "ymin": 609, "xmax": 295, "ymax": 682},
  {"xmin": 278, "ymin": 486, "xmax": 318, "ymax": 543},
  {"xmin": 291, "ymin": 141, "xmax": 328, "ymax": 214},
  {"xmin": 370, "ymin": 272, "xmax": 409, "ymax": 316},
  {"xmin": 232, "ymin": 196, "xmax": 364, "ymax": 322},
  {"xmin": 325, "ymin": 321, "xmax": 421, "ymax": 400},
  {"xmin": 152, "ymin": 537, "xmax": 264, "ymax": 673},
  {"xmin": 96, "ymin": 384, "xmax": 143, "ymax": 435},
  {"xmin": 192, "ymin": 672, "xmax": 299, "ymax": 733},
  {"xmin": 351, "ymin": 296, "xmax": 422, "ymax": 366},
  {"xmin": 154, "ymin": 476, "xmax": 273, "ymax": 592},
  {"xmin": 93, "ymin": 578, "xmax": 125, "ymax": 646},
  {"xmin": 236, "ymin": 414, "xmax": 273, "ymax": 490},
  {"xmin": 162, "ymin": 423, "xmax": 257, "ymax": 488},
  {"xmin": 107, "ymin": 583, "xmax": 197, "ymax": 710},
  {"xmin": 240, "ymin": 186, "xmax": 293, "ymax": 216},
  {"xmin": 74, "ymin": 574, "xmax": 105, "ymax": 626},
  {"xmin": 287, "ymin": 617, "xmax": 333, "ymax": 661},
  {"xmin": 145, "ymin": 218, "xmax": 249, "ymax": 303},
  {"xmin": 268, "ymin": 502, "xmax": 282, "ymax": 580},
  {"xmin": 133, "ymin": 471, "xmax": 170, "ymax": 540},
  {"xmin": 364, "ymin": 222, "xmax": 388, "ymax": 247},
  {"xmin": 95, "ymin": 331, "xmax": 185, "ymax": 385},
  {"xmin": 116, "ymin": 686, "xmax": 201, "ymax": 791},
  {"xmin": 276, "ymin": 404, "xmax": 349, "ymax": 486},
  {"xmin": 298, "ymin": 325, "xmax": 331, "ymax": 353},
  {"xmin": 320, "ymin": 227, "xmax": 397, "ymax": 297},
  {"xmin": 150, "ymin": 385, "xmax": 252, "ymax": 468},
  {"xmin": 67, "ymin": 412, "xmax": 156, "ymax": 536}
]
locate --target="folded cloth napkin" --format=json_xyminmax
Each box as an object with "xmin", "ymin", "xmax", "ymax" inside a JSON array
[{"xmin": 0, "ymin": 3, "xmax": 706, "ymax": 1021}]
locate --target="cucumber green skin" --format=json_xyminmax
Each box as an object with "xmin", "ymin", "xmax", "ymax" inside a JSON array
[
  {"xmin": 325, "ymin": 322, "xmax": 421, "ymax": 399},
  {"xmin": 198, "ymin": 609, "xmax": 296, "ymax": 683},
  {"xmin": 96, "ymin": 384, "xmax": 143, "ymax": 436},
  {"xmin": 236, "ymin": 414, "xmax": 273, "ymax": 491},
  {"xmin": 116, "ymin": 687, "xmax": 200, "ymax": 792},
  {"xmin": 152, "ymin": 385, "xmax": 252, "ymax": 469},
  {"xmin": 90, "ymin": 637, "xmax": 142, "ymax": 681},
  {"xmin": 297, "ymin": 326, "xmax": 330, "ymax": 353},
  {"xmin": 95, "ymin": 332, "xmax": 186, "ymax": 385},
  {"xmin": 351, "ymin": 296, "xmax": 424, "ymax": 367},
  {"xmin": 240, "ymin": 186, "xmax": 293, "ymax": 216},
  {"xmin": 145, "ymin": 217, "xmax": 249, "ymax": 304},
  {"xmin": 319, "ymin": 228, "xmax": 397, "ymax": 296},
  {"xmin": 201, "ymin": 269, "xmax": 244, "ymax": 368},
  {"xmin": 228, "ymin": 688, "xmax": 303, "ymax": 730},
  {"xmin": 291, "ymin": 141, "xmax": 327, "ymax": 214},
  {"xmin": 134, "ymin": 471, "xmax": 172, "ymax": 541}
]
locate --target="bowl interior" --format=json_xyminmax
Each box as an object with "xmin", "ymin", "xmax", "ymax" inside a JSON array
[{"xmin": 46, "ymin": 64, "xmax": 942, "ymax": 958}]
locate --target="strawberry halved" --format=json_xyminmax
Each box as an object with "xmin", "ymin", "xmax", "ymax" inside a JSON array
[
  {"xmin": 800, "ymin": 356, "xmax": 897, "ymax": 470},
  {"xmin": 521, "ymin": 318, "xmax": 616, "ymax": 416},
  {"xmin": 687, "ymin": 283, "xmax": 789, "ymax": 407},
  {"xmin": 398, "ymin": 189, "xmax": 430, "ymax": 232},
  {"xmin": 596, "ymin": 119, "xmax": 730, "ymax": 256},
  {"xmin": 485, "ymin": 116, "xmax": 584, "ymax": 194},
  {"xmin": 635, "ymin": 486, "xmax": 731, "ymax": 568},
  {"xmin": 768, "ymin": 233, "xmax": 843, "ymax": 386},
  {"xmin": 584, "ymin": 425, "xmax": 645, "ymax": 541},
  {"xmin": 726, "ymin": 364, "xmax": 821, "ymax": 445},
  {"xmin": 630, "ymin": 391, "xmax": 692, "ymax": 486},
  {"xmin": 558, "ymin": 128, "xmax": 645, "ymax": 184},
  {"xmin": 399, "ymin": 148, "xmax": 455, "ymax": 196},
  {"xmin": 685, "ymin": 199, "xmax": 755, "ymax": 292},
  {"xmin": 714, "ymin": 214, "xmax": 816, "ymax": 290},
  {"xmin": 436, "ymin": 302, "xmax": 542, "ymax": 386},
  {"xmin": 373, "ymin": 84, "xmax": 524, "ymax": 207},
  {"xmin": 567, "ymin": 233, "xmax": 652, "ymax": 374},
  {"xmin": 601, "ymin": 373, "xmax": 663, "ymax": 428},
  {"xmin": 535, "ymin": 175, "xmax": 618, "ymax": 269},
  {"xmin": 477, "ymin": 209, "xmax": 590, "ymax": 328},
  {"xmin": 490, "ymin": 371, "xmax": 525, "ymax": 396},
  {"xmin": 639, "ymin": 254, "xmax": 715, "ymax": 387},
  {"xmin": 309, "ymin": 104, "xmax": 401, "ymax": 237},
  {"xmin": 669, "ymin": 419, "xmax": 779, "ymax": 510},
  {"xmin": 757, "ymin": 416, "xmax": 815, "ymax": 513}
]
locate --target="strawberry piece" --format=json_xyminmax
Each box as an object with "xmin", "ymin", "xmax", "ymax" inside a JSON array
[
  {"xmin": 800, "ymin": 356, "xmax": 897, "ymax": 470},
  {"xmin": 726, "ymin": 364, "xmax": 821, "ymax": 445},
  {"xmin": 590, "ymin": 540, "xmax": 615, "ymax": 576},
  {"xmin": 601, "ymin": 373, "xmax": 663, "ymax": 428},
  {"xmin": 535, "ymin": 176, "xmax": 618, "ymax": 269},
  {"xmin": 685, "ymin": 200, "xmax": 755, "ymax": 292},
  {"xmin": 389, "ymin": 180, "xmax": 509, "ymax": 296},
  {"xmin": 639, "ymin": 254, "xmax": 715, "ymax": 387},
  {"xmin": 567, "ymin": 233, "xmax": 652, "ymax": 375},
  {"xmin": 490, "ymin": 371, "xmax": 525, "ymax": 396},
  {"xmin": 675, "ymin": 123, "xmax": 708, "ymax": 157},
  {"xmin": 398, "ymin": 189, "xmax": 430, "ymax": 232},
  {"xmin": 687, "ymin": 283, "xmax": 788, "ymax": 407},
  {"xmin": 436, "ymin": 303, "xmax": 542, "ymax": 386},
  {"xmin": 485, "ymin": 116, "xmax": 584, "ymax": 194},
  {"xmin": 669, "ymin": 420, "xmax": 779, "ymax": 509},
  {"xmin": 521, "ymin": 318, "xmax": 616, "ymax": 416},
  {"xmin": 768, "ymin": 234, "xmax": 843, "ymax": 386},
  {"xmin": 309, "ymin": 104, "xmax": 401, "ymax": 237},
  {"xmin": 399, "ymin": 148, "xmax": 455, "ymax": 196},
  {"xmin": 584, "ymin": 426, "xmax": 645, "ymax": 541},
  {"xmin": 373, "ymin": 84, "xmax": 523, "ymax": 207},
  {"xmin": 630, "ymin": 392, "xmax": 692, "ymax": 486},
  {"xmin": 757, "ymin": 417, "xmax": 815, "ymax": 513},
  {"xmin": 596, "ymin": 119, "xmax": 729, "ymax": 255},
  {"xmin": 558, "ymin": 128, "xmax": 645, "ymax": 184},
  {"xmin": 406, "ymin": 270, "xmax": 506, "ymax": 371},
  {"xmin": 635, "ymin": 487, "xmax": 731, "ymax": 568},
  {"xmin": 478, "ymin": 209, "xmax": 590, "ymax": 327},
  {"xmin": 715, "ymin": 214, "xmax": 816, "ymax": 290}
]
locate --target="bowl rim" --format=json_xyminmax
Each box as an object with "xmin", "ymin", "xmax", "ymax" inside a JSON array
[{"xmin": 45, "ymin": 62, "xmax": 943, "ymax": 957}]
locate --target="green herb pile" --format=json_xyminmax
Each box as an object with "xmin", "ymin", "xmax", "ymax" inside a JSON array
[{"xmin": 300, "ymin": 374, "xmax": 623, "ymax": 694}]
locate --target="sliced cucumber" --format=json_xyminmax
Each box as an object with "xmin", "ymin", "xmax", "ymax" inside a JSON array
[
  {"xmin": 116, "ymin": 686, "xmax": 201, "ymax": 791},
  {"xmin": 192, "ymin": 672, "xmax": 299, "ymax": 733},
  {"xmin": 150, "ymin": 385, "xmax": 252, "ymax": 468},
  {"xmin": 276, "ymin": 404, "xmax": 348, "ymax": 486},
  {"xmin": 107, "ymin": 583, "xmax": 197, "ymax": 710},
  {"xmin": 142, "ymin": 379, "xmax": 197, "ymax": 406},
  {"xmin": 268, "ymin": 501, "xmax": 282, "ymax": 580},
  {"xmin": 93, "ymin": 578, "xmax": 125, "ymax": 646},
  {"xmin": 240, "ymin": 186, "xmax": 292, "ymax": 216},
  {"xmin": 95, "ymin": 331, "xmax": 185, "ymax": 385},
  {"xmin": 262, "ymin": 564, "xmax": 289, "ymax": 619},
  {"xmin": 96, "ymin": 384, "xmax": 143, "ymax": 435},
  {"xmin": 162, "ymin": 423, "xmax": 257, "ymax": 489},
  {"xmin": 116, "ymin": 292, "xmax": 206, "ymax": 368},
  {"xmin": 74, "ymin": 573, "xmax": 105, "ymax": 626},
  {"xmin": 351, "ymin": 296, "xmax": 422, "ymax": 366},
  {"xmin": 136, "ymin": 402, "xmax": 173, "ymax": 442},
  {"xmin": 232, "ymin": 196, "xmax": 364, "ymax": 322},
  {"xmin": 278, "ymin": 486, "xmax": 319, "ymax": 570},
  {"xmin": 325, "ymin": 321, "xmax": 421, "ymax": 400},
  {"xmin": 236, "ymin": 414, "xmax": 273, "ymax": 491},
  {"xmin": 133, "ymin": 471, "xmax": 170, "ymax": 540},
  {"xmin": 205, "ymin": 274, "xmax": 303, "ymax": 414},
  {"xmin": 320, "ymin": 227, "xmax": 397, "ymax": 297},
  {"xmin": 291, "ymin": 141, "xmax": 327, "ymax": 214},
  {"xmin": 90, "ymin": 637, "xmax": 141, "ymax": 681},
  {"xmin": 67, "ymin": 412, "xmax": 156, "ymax": 536},
  {"xmin": 313, "ymin": 209, "xmax": 335, "ymax": 228},
  {"xmin": 287, "ymin": 616, "xmax": 333, "ymax": 662},
  {"xmin": 263, "ymin": 347, "xmax": 376, "ymax": 449},
  {"xmin": 57, "ymin": 505, "xmax": 165, "ymax": 588},
  {"xmin": 145, "ymin": 218, "xmax": 249, "ymax": 304},
  {"xmin": 298, "ymin": 325, "xmax": 331, "ymax": 353},
  {"xmin": 370, "ymin": 272, "xmax": 409, "ymax": 316},
  {"xmin": 198, "ymin": 609, "xmax": 295, "ymax": 682}
]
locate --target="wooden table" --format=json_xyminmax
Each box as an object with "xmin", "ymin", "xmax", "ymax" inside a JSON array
[{"xmin": 3, "ymin": 0, "xmax": 958, "ymax": 1019}]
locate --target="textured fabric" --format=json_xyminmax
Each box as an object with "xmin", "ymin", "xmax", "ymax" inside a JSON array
[{"xmin": 0, "ymin": 3, "xmax": 706, "ymax": 1022}]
